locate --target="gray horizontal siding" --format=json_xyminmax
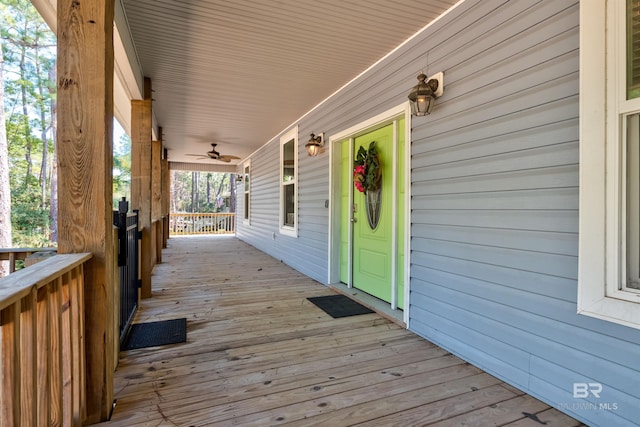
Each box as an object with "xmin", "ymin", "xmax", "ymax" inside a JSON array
[
  {"xmin": 236, "ymin": 0, "xmax": 640, "ymax": 425},
  {"xmin": 414, "ymin": 237, "xmax": 577, "ymax": 279},
  {"xmin": 408, "ymin": 1, "xmax": 640, "ymax": 426},
  {"xmin": 412, "ymin": 223, "xmax": 578, "ymax": 256},
  {"xmin": 411, "ymin": 285, "xmax": 640, "ymax": 426},
  {"xmin": 236, "ymin": 127, "xmax": 332, "ymax": 283}
]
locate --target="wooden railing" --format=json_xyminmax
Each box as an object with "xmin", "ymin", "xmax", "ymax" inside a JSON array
[
  {"xmin": 169, "ymin": 213, "xmax": 236, "ymax": 235},
  {"xmin": 0, "ymin": 253, "xmax": 92, "ymax": 426},
  {"xmin": 0, "ymin": 247, "xmax": 58, "ymax": 275}
]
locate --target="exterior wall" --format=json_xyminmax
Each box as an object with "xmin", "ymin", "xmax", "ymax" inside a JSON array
[
  {"xmin": 236, "ymin": 135, "xmax": 329, "ymax": 281},
  {"xmin": 237, "ymin": 1, "xmax": 640, "ymax": 425}
]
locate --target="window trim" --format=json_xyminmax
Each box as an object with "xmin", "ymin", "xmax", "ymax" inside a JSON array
[
  {"xmin": 579, "ymin": 0, "xmax": 640, "ymax": 329},
  {"xmin": 242, "ymin": 160, "xmax": 251, "ymax": 225},
  {"xmin": 279, "ymin": 127, "xmax": 298, "ymax": 237}
]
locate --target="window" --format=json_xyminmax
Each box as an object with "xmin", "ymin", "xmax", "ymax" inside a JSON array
[
  {"xmin": 628, "ymin": 115, "xmax": 640, "ymax": 291},
  {"xmin": 579, "ymin": 0, "xmax": 640, "ymax": 329},
  {"xmin": 243, "ymin": 161, "xmax": 250, "ymax": 224},
  {"xmin": 280, "ymin": 127, "xmax": 297, "ymax": 237}
]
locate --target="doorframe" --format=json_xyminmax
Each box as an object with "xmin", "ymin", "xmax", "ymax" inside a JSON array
[{"xmin": 327, "ymin": 102, "xmax": 412, "ymax": 326}]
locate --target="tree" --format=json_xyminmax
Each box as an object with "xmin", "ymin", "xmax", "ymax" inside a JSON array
[
  {"xmin": 170, "ymin": 170, "xmax": 234, "ymax": 213},
  {"xmin": 3, "ymin": 0, "xmax": 54, "ymax": 188},
  {"xmin": 0, "ymin": 34, "xmax": 12, "ymax": 276},
  {"xmin": 2, "ymin": 0, "xmax": 57, "ymax": 247},
  {"xmin": 49, "ymin": 64, "xmax": 57, "ymax": 240},
  {"xmin": 113, "ymin": 132, "xmax": 131, "ymax": 205},
  {"xmin": 35, "ymin": 44, "xmax": 55, "ymax": 208},
  {"xmin": 191, "ymin": 171, "xmax": 199, "ymax": 212},
  {"xmin": 230, "ymin": 174, "xmax": 236, "ymax": 213}
]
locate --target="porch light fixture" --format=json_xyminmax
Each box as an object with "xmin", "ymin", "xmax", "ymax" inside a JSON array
[
  {"xmin": 305, "ymin": 133, "xmax": 324, "ymax": 157},
  {"xmin": 408, "ymin": 72, "xmax": 444, "ymax": 116},
  {"xmin": 235, "ymin": 174, "xmax": 243, "ymax": 183}
]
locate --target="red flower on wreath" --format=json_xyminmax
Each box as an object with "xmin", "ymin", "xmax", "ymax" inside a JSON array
[{"xmin": 353, "ymin": 165, "xmax": 366, "ymax": 193}]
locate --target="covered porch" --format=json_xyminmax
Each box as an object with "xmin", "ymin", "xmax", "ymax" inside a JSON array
[
  {"xmin": 93, "ymin": 236, "xmax": 582, "ymax": 426},
  {"xmin": 5, "ymin": 1, "xmax": 634, "ymax": 425}
]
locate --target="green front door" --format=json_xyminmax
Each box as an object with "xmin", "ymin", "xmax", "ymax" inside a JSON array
[{"xmin": 340, "ymin": 119, "xmax": 405, "ymax": 309}]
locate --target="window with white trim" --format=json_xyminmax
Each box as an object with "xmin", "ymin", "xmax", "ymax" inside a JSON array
[
  {"xmin": 579, "ymin": 0, "xmax": 640, "ymax": 329},
  {"xmin": 280, "ymin": 127, "xmax": 297, "ymax": 237},
  {"xmin": 628, "ymin": 115, "xmax": 640, "ymax": 291},
  {"xmin": 243, "ymin": 161, "xmax": 250, "ymax": 224}
]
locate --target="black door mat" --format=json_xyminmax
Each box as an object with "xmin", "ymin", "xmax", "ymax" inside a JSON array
[
  {"xmin": 121, "ymin": 318, "xmax": 187, "ymax": 351},
  {"xmin": 307, "ymin": 294, "xmax": 374, "ymax": 318}
]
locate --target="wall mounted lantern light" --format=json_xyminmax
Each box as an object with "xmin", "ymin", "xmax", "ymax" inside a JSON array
[
  {"xmin": 305, "ymin": 132, "xmax": 324, "ymax": 157},
  {"xmin": 408, "ymin": 71, "xmax": 444, "ymax": 116}
]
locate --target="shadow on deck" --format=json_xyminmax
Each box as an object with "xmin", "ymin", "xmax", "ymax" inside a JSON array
[{"xmin": 93, "ymin": 236, "xmax": 583, "ymax": 426}]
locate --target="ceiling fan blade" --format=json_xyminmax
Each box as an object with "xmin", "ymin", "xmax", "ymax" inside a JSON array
[{"xmin": 219, "ymin": 155, "xmax": 240, "ymax": 162}]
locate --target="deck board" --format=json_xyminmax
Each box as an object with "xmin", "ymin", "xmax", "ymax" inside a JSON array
[{"xmin": 91, "ymin": 236, "xmax": 583, "ymax": 426}]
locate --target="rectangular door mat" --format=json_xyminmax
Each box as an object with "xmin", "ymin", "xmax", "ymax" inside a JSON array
[
  {"xmin": 122, "ymin": 318, "xmax": 187, "ymax": 351},
  {"xmin": 307, "ymin": 294, "xmax": 374, "ymax": 318}
]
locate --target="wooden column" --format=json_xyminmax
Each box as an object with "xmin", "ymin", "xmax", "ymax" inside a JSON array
[
  {"xmin": 152, "ymin": 131, "xmax": 162, "ymax": 264},
  {"xmin": 162, "ymin": 148, "xmax": 170, "ymax": 248},
  {"xmin": 56, "ymin": 0, "xmax": 115, "ymax": 423},
  {"xmin": 131, "ymin": 78, "xmax": 153, "ymax": 299}
]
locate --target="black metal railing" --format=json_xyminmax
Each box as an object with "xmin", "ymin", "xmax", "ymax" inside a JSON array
[{"xmin": 114, "ymin": 197, "xmax": 140, "ymax": 346}]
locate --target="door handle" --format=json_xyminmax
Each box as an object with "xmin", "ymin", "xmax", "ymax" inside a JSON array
[{"xmin": 351, "ymin": 217, "xmax": 357, "ymax": 223}]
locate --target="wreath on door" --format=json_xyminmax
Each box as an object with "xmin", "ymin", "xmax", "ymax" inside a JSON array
[
  {"xmin": 353, "ymin": 141, "xmax": 381, "ymax": 193},
  {"xmin": 353, "ymin": 141, "xmax": 382, "ymax": 229}
]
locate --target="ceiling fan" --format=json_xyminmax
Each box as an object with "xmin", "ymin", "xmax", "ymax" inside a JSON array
[{"xmin": 187, "ymin": 143, "xmax": 240, "ymax": 163}]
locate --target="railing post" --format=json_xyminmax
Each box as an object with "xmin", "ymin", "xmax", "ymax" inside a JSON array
[
  {"xmin": 49, "ymin": 277, "xmax": 63, "ymax": 425},
  {"xmin": 0, "ymin": 302, "xmax": 21, "ymax": 426},
  {"xmin": 36, "ymin": 287, "xmax": 50, "ymax": 426},
  {"xmin": 20, "ymin": 289, "xmax": 38, "ymax": 424},
  {"xmin": 116, "ymin": 198, "xmax": 129, "ymax": 267},
  {"xmin": 8, "ymin": 253, "xmax": 16, "ymax": 274}
]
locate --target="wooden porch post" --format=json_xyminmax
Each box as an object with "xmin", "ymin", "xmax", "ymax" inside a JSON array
[
  {"xmin": 152, "ymin": 131, "xmax": 162, "ymax": 263},
  {"xmin": 162, "ymin": 148, "xmax": 169, "ymax": 248},
  {"xmin": 131, "ymin": 78, "xmax": 153, "ymax": 299},
  {"xmin": 57, "ymin": 0, "xmax": 115, "ymax": 423}
]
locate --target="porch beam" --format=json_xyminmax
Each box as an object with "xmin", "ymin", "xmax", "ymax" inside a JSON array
[
  {"xmin": 56, "ymin": 0, "xmax": 115, "ymax": 423},
  {"xmin": 131, "ymin": 78, "xmax": 153, "ymax": 299}
]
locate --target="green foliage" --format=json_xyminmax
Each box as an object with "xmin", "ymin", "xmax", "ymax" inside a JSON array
[
  {"xmin": 171, "ymin": 171, "xmax": 234, "ymax": 213},
  {"xmin": 353, "ymin": 141, "xmax": 381, "ymax": 193},
  {"xmin": 6, "ymin": 113, "xmax": 41, "ymax": 187},
  {"xmin": 10, "ymin": 185, "xmax": 51, "ymax": 247}
]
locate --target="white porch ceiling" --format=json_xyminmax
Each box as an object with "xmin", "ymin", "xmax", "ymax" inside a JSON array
[{"xmin": 120, "ymin": 0, "xmax": 458, "ymax": 167}]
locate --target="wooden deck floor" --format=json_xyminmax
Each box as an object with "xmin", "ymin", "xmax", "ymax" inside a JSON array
[{"xmin": 93, "ymin": 236, "xmax": 583, "ymax": 427}]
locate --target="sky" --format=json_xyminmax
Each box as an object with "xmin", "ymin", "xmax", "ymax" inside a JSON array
[{"xmin": 114, "ymin": 118, "xmax": 127, "ymax": 142}]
